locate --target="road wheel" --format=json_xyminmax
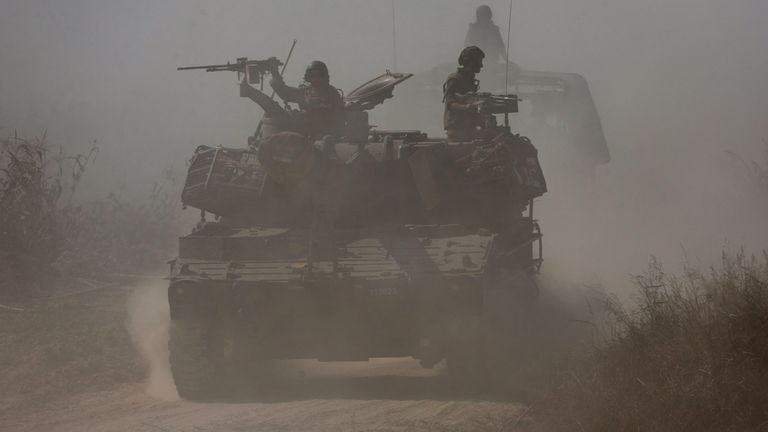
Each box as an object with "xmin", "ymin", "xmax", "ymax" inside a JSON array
[{"xmin": 169, "ymin": 319, "xmax": 250, "ymax": 400}]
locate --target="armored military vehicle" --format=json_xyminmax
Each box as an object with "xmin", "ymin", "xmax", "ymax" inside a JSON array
[{"xmin": 169, "ymin": 62, "xmax": 547, "ymax": 399}]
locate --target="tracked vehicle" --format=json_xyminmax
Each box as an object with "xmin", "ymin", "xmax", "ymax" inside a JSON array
[{"xmin": 168, "ymin": 64, "xmax": 547, "ymax": 399}]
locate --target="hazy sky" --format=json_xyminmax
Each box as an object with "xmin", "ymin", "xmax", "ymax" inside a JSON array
[
  {"xmin": 2, "ymin": 0, "xmax": 767, "ymax": 289},
  {"xmin": 2, "ymin": 1, "xmax": 766, "ymax": 164}
]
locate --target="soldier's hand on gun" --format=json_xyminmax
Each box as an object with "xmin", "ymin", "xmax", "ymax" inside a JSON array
[
  {"xmin": 268, "ymin": 60, "xmax": 281, "ymax": 77},
  {"xmin": 467, "ymin": 100, "xmax": 485, "ymax": 113}
]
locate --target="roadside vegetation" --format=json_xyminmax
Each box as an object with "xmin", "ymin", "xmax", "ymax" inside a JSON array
[
  {"xmin": 0, "ymin": 130, "xmax": 179, "ymax": 422},
  {"xmin": 541, "ymin": 252, "xmax": 768, "ymax": 432},
  {"xmin": 536, "ymin": 140, "xmax": 768, "ymax": 432},
  {"xmin": 0, "ymin": 131, "xmax": 180, "ymax": 297}
]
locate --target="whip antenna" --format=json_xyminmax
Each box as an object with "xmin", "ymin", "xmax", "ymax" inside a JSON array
[
  {"xmin": 254, "ymin": 39, "xmax": 297, "ymax": 142},
  {"xmin": 269, "ymin": 39, "xmax": 297, "ymax": 99},
  {"xmin": 391, "ymin": 0, "xmax": 398, "ymax": 71},
  {"xmin": 504, "ymin": 0, "xmax": 513, "ymax": 127}
]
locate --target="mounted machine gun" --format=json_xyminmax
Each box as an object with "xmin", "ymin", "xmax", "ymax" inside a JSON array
[{"xmin": 177, "ymin": 57, "xmax": 284, "ymax": 89}]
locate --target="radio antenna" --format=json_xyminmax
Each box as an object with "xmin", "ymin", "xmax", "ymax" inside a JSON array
[
  {"xmin": 254, "ymin": 39, "xmax": 297, "ymax": 141},
  {"xmin": 270, "ymin": 39, "xmax": 297, "ymax": 99},
  {"xmin": 504, "ymin": 0, "xmax": 513, "ymax": 127},
  {"xmin": 391, "ymin": 0, "xmax": 398, "ymax": 71}
]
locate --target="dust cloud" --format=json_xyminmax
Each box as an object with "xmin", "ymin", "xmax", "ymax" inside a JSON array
[
  {"xmin": 125, "ymin": 281, "xmax": 178, "ymax": 400},
  {"xmin": 2, "ymin": 5, "xmax": 768, "ymax": 429},
  {"xmin": 1, "ymin": 2, "xmax": 767, "ymax": 301}
]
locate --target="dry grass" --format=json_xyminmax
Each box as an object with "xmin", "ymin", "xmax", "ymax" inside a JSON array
[
  {"xmin": 56, "ymin": 167, "xmax": 180, "ymax": 276},
  {"xmin": 0, "ymin": 133, "xmax": 90, "ymax": 265},
  {"xmin": 0, "ymin": 131, "xmax": 174, "ymax": 419},
  {"xmin": 0, "ymin": 132, "xmax": 179, "ymax": 295},
  {"xmin": 541, "ymin": 252, "xmax": 768, "ymax": 432}
]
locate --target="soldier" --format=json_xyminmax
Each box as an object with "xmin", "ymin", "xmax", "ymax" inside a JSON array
[
  {"xmin": 464, "ymin": 5, "xmax": 508, "ymax": 65},
  {"xmin": 269, "ymin": 60, "xmax": 345, "ymax": 139},
  {"xmin": 443, "ymin": 46, "xmax": 485, "ymax": 141}
]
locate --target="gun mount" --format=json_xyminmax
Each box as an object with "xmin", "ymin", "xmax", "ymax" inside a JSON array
[{"xmin": 461, "ymin": 92, "xmax": 520, "ymax": 115}]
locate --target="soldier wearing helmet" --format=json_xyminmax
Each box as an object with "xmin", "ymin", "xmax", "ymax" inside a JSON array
[
  {"xmin": 269, "ymin": 60, "xmax": 345, "ymax": 138},
  {"xmin": 465, "ymin": 5, "xmax": 508, "ymax": 64},
  {"xmin": 443, "ymin": 46, "xmax": 485, "ymax": 141}
]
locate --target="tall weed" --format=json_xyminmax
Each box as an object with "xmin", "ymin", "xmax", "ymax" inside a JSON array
[
  {"xmin": 543, "ymin": 252, "xmax": 768, "ymax": 432},
  {"xmin": 0, "ymin": 132, "xmax": 179, "ymax": 293}
]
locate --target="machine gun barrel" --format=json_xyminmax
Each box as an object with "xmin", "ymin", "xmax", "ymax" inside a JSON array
[
  {"xmin": 176, "ymin": 63, "xmax": 240, "ymax": 72},
  {"xmin": 177, "ymin": 57, "xmax": 284, "ymax": 84}
]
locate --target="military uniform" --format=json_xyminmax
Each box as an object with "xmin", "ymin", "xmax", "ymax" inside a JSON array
[
  {"xmin": 464, "ymin": 5, "xmax": 508, "ymax": 64},
  {"xmin": 443, "ymin": 46, "xmax": 485, "ymax": 141},
  {"xmin": 270, "ymin": 68, "xmax": 344, "ymax": 139},
  {"xmin": 443, "ymin": 64, "xmax": 482, "ymax": 141}
]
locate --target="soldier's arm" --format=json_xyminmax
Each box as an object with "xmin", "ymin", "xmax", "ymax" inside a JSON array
[
  {"xmin": 444, "ymin": 78, "xmax": 478, "ymax": 112},
  {"xmin": 240, "ymin": 79, "xmax": 291, "ymax": 120},
  {"xmin": 269, "ymin": 74, "xmax": 304, "ymax": 104}
]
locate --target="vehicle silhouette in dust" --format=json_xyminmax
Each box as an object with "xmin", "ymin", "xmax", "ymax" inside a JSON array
[{"xmin": 169, "ymin": 59, "xmax": 547, "ymax": 399}]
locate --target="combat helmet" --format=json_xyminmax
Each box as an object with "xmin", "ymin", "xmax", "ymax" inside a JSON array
[
  {"xmin": 476, "ymin": 5, "xmax": 492, "ymax": 22},
  {"xmin": 304, "ymin": 60, "xmax": 330, "ymax": 82},
  {"xmin": 458, "ymin": 46, "xmax": 485, "ymax": 67}
]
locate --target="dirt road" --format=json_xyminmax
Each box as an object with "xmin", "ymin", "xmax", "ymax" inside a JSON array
[
  {"xmin": 1, "ymin": 282, "xmax": 533, "ymax": 432},
  {"xmin": 12, "ymin": 359, "xmax": 530, "ymax": 432}
]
